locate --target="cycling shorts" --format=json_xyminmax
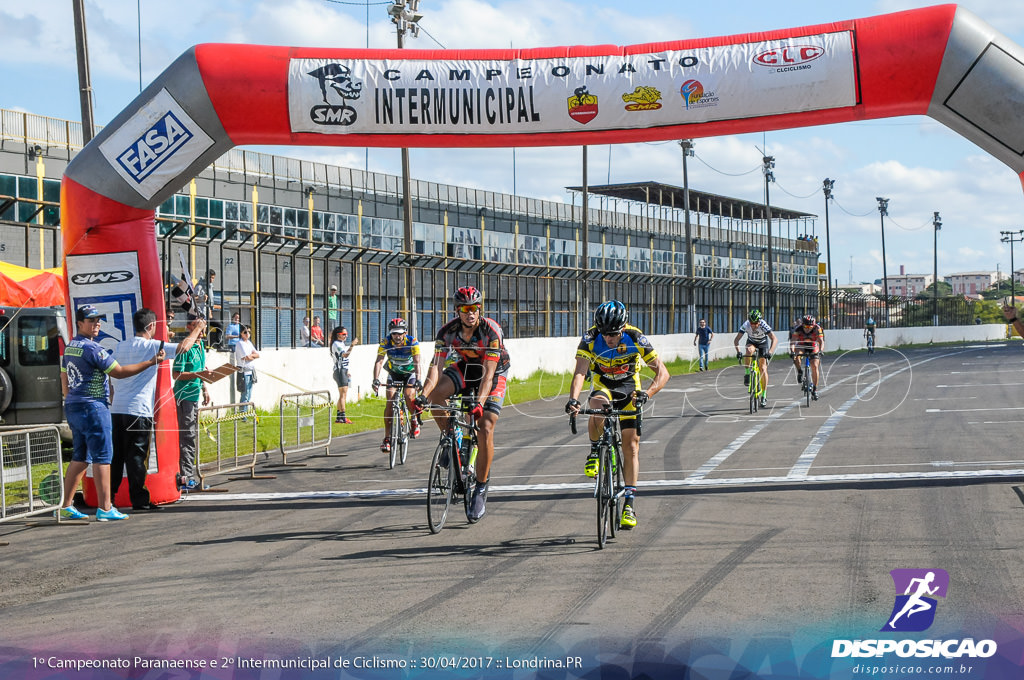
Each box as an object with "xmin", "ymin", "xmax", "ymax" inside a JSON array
[
  {"xmin": 745, "ymin": 338, "xmax": 772, "ymax": 359},
  {"xmin": 588, "ymin": 382, "xmax": 639, "ymax": 431},
  {"xmin": 442, "ymin": 364, "xmax": 508, "ymax": 416},
  {"xmin": 385, "ymin": 370, "xmax": 418, "ymax": 390}
]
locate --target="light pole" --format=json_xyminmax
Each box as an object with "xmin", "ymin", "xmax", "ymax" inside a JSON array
[
  {"xmin": 681, "ymin": 139, "xmax": 695, "ymax": 332},
  {"xmin": 876, "ymin": 197, "xmax": 889, "ymax": 325},
  {"xmin": 389, "ymin": 0, "xmax": 423, "ymax": 337},
  {"xmin": 1000, "ymin": 229, "xmax": 1024, "ymax": 305},
  {"xmin": 763, "ymin": 154, "xmax": 776, "ymax": 317},
  {"xmin": 932, "ymin": 212, "xmax": 941, "ymax": 326},
  {"xmin": 823, "ymin": 178, "xmax": 835, "ymax": 328}
]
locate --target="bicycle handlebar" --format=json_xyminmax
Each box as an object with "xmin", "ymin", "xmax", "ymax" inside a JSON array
[{"xmin": 569, "ymin": 406, "xmax": 644, "ymax": 436}]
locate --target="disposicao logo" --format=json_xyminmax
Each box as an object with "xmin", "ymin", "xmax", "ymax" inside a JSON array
[
  {"xmin": 882, "ymin": 568, "xmax": 948, "ymax": 632},
  {"xmin": 831, "ymin": 568, "xmax": 998, "ymax": 660}
]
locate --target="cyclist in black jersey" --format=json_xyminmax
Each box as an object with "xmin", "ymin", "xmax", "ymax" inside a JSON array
[
  {"xmin": 565, "ymin": 300, "xmax": 669, "ymax": 530},
  {"xmin": 417, "ymin": 286, "xmax": 509, "ymax": 522}
]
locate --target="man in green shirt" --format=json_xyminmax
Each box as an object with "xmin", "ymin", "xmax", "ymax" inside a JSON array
[
  {"xmin": 172, "ymin": 314, "xmax": 211, "ymax": 491},
  {"xmin": 327, "ymin": 284, "xmax": 340, "ymax": 327}
]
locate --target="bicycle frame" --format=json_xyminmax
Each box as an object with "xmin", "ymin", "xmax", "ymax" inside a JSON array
[
  {"xmin": 740, "ymin": 353, "xmax": 768, "ymax": 414},
  {"xmin": 570, "ymin": 405, "xmax": 643, "ymax": 548},
  {"xmin": 426, "ymin": 396, "xmax": 479, "ymax": 534}
]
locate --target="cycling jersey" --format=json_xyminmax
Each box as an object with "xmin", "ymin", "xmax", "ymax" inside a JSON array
[
  {"xmin": 576, "ymin": 324, "xmax": 657, "ymax": 428},
  {"xmin": 739, "ymin": 319, "xmax": 774, "ymax": 344},
  {"xmin": 377, "ymin": 334, "xmax": 420, "ymax": 376},
  {"xmin": 576, "ymin": 324, "xmax": 658, "ymax": 392},
  {"xmin": 790, "ymin": 324, "xmax": 824, "ymax": 352},
  {"xmin": 433, "ymin": 317, "xmax": 510, "ymax": 374}
]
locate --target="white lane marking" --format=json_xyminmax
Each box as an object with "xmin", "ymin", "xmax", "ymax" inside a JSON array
[
  {"xmin": 926, "ymin": 406, "xmax": 1024, "ymax": 413},
  {"xmin": 913, "ymin": 396, "xmax": 977, "ymax": 401},
  {"xmin": 968, "ymin": 420, "xmax": 1024, "ymax": 424},
  {"xmin": 935, "ymin": 383, "xmax": 1024, "ymax": 388},
  {"xmin": 184, "ymin": 467, "xmax": 1024, "ymax": 502},
  {"xmin": 789, "ymin": 350, "xmax": 957, "ymax": 479},
  {"xmin": 493, "ymin": 441, "xmax": 658, "ymax": 450}
]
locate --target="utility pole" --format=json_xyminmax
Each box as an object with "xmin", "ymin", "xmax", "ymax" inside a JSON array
[
  {"xmin": 1000, "ymin": 229, "xmax": 1024, "ymax": 306},
  {"xmin": 823, "ymin": 179, "xmax": 835, "ymax": 328},
  {"xmin": 932, "ymin": 212, "xmax": 941, "ymax": 326},
  {"xmin": 876, "ymin": 197, "xmax": 890, "ymax": 325},
  {"xmin": 762, "ymin": 154, "xmax": 776, "ymax": 318},
  {"xmin": 681, "ymin": 140, "xmax": 695, "ymax": 332},
  {"xmin": 581, "ymin": 146, "xmax": 590, "ymax": 332},
  {"xmin": 389, "ymin": 0, "xmax": 423, "ymax": 337},
  {"xmin": 72, "ymin": 0, "xmax": 96, "ymax": 143}
]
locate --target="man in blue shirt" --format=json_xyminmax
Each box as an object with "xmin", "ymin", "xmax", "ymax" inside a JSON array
[
  {"xmin": 694, "ymin": 318, "xmax": 715, "ymax": 371},
  {"xmin": 110, "ymin": 307, "xmax": 205, "ymax": 511},
  {"xmin": 58, "ymin": 305, "xmax": 164, "ymax": 522}
]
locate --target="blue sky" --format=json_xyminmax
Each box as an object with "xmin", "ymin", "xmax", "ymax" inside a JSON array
[{"xmin": 3, "ymin": 0, "xmax": 1023, "ymax": 284}]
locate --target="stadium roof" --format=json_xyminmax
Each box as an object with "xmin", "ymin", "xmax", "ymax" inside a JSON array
[{"xmin": 566, "ymin": 181, "xmax": 817, "ymax": 221}]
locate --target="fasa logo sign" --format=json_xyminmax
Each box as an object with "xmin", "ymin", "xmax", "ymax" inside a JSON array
[
  {"xmin": 115, "ymin": 112, "xmax": 193, "ymax": 183},
  {"xmin": 70, "ymin": 271, "xmax": 135, "ymax": 286}
]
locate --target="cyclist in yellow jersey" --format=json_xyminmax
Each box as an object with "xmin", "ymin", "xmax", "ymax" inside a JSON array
[
  {"xmin": 371, "ymin": 318, "xmax": 422, "ymax": 451},
  {"xmin": 565, "ymin": 300, "xmax": 669, "ymax": 529}
]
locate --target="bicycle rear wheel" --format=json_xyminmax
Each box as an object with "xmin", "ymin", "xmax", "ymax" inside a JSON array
[
  {"xmin": 427, "ymin": 439, "xmax": 455, "ymax": 533},
  {"xmin": 597, "ymin": 444, "xmax": 612, "ymax": 548},
  {"xmin": 610, "ymin": 445, "xmax": 624, "ymax": 538},
  {"xmin": 749, "ymin": 372, "xmax": 758, "ymax": 414},
  {"xmin": 388, "ymin": 408, "xmax": 400, "ymax": 469},
  {"xmin": 398, "ymin": 404, "xmax": 409, "ymax": 465}
]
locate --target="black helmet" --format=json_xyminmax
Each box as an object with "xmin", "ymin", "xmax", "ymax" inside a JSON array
[
  {"xmin": 388, "ymin": 317, "xmax": 407, "ymax": 334},
  {"xmin": 594, "ymin": 300, "xmax": 628, "ymax": 334},
  {"xmin": 749, "ymin": 309, "xmax": 763, "ymax": 323},
  {"xmin": 801, "ymin": 314, "xmax": 816, "ymax": 326},
  {"xmin": 454, "ymin": 286, "xmax": 482, "ymax": 307}
]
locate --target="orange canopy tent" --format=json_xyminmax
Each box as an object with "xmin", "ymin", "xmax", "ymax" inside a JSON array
[{"xmin": 0, "ymin": 261, "xmax": 65, "ymax": 308}]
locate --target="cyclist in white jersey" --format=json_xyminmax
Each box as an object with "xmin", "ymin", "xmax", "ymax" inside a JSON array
[{"xmin": 733, "ymin": 309, "xmax": 778, "ymax": 407}]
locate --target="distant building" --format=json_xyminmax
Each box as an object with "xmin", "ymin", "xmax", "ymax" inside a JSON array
[
  {"xmin": 886, "ymin": 266, "xmax": 933, "ymax": 297},
  {"xmin": 947, "ymin": 271, "xmax": 999, "ymax": 296}
]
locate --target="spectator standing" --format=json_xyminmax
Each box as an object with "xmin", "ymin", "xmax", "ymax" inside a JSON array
[
  {"xmin": 57, "ymin": 305, "xmax": 164, "ymax": 521},
  {"xmin": 233, "ymin": 325, "xmax": 260, "ymax": 412},
  {"xmin": 224, "ymin": 312, "xmax": 241, "ymax": 352},
  {"xmin": 172, "ymin": 313, "xmax": 210, "ymax": 491},
  {"xmin": 110, "ymin": 308, "xmax": 204, "ymax": 511},
  {"xmin": 694, "ymin": 318, "xmax": 715, "ymax": 371},
  {"xmin": 330, "ymin": 326, "xmax": 359, "ymax": 423},
  {"xmin": 327, "ymin": 285, "xmax": 340, "ymax": 327},
  {"xmin": 195, "ymin": 269, "xmax": 217, "ymax": 317},
  {"xmin": 310, "ymin": 316, "xmax": 325, "ymax": 347},
  {"xmin": 300, "ymin": 316, "xmax": 312, "ymax": 347}
]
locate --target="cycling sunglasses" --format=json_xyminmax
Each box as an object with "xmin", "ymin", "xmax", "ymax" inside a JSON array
[{"xmin": 458, "ymin": 304, "xmax": 481, "ymax": 314}]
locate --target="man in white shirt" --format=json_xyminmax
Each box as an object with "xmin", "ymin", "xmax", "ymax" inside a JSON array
[{"xmin": 110, "ymin": 307, "xmax": 205, "ymax": 510}]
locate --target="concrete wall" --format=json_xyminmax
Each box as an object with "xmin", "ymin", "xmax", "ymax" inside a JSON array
[{"xmin": 205, "ymin": 324, "xmax": 1010, "ymax": 411}]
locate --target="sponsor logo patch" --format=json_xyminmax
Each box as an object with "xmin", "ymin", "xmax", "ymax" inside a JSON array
[
  {"xmin": 567, "ymin": 86, "xmax": 599, "ymax": 124},
  {"xmin": 622, "ymin": 86, "xmax": 662, "ymax": 111}
]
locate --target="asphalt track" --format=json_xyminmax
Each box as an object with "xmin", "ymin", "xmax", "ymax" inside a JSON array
[{"xmin": 2, "ymin": 341, "xmax": 1024, "ymax": 677}]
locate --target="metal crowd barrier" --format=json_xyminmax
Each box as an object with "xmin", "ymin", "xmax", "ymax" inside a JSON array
[
  {"xmin": 275, "ymin": 391, "xmax": 334, "ymax": 466},
  {"xmin": 196, "ymin": 402, "xmax": 274, "ymax": 486},
  {"xmin": 1, "ymin": 425, "xmax": 64, "ymax": 525}
]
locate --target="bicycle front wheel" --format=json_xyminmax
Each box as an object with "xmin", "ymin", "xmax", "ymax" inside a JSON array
[
  {"xmin": 388, "ymin": 415, "xmax": 399, "ymax": 470},
  {"xmin": 397, "ymin": 405, "xmax": 409, "ymax": 466},
  {"xmin": 597, "ymin": 444, "xmax": 612, "ymax": 548},
  {"xmin": 804, "ymin": 367, "xmax": 811, "ymax": 407},
  {"xmin": 749, "ymin": 374, "xmax": 758, "ymax": 414},
  {"xmin": 427, "ymin": 439, "xmax": 455, "ymax": 533}
]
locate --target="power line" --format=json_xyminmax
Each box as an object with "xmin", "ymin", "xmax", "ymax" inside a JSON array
[
  {"xmin": 772, "ymin": 180, "xmax": 820, "ymax": 200},
  {"xmin": 693, "ymin": 153, "xmax": 760, "ymax": 177}
]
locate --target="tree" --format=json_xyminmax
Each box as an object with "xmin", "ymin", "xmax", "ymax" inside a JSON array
[
  {"xmin": 915, "ymin": 281, "xmax": 952, "ymax": 301},
  {"xmin": 981, "ymin": 279, "xmax": 1021, "ymax": 301}
]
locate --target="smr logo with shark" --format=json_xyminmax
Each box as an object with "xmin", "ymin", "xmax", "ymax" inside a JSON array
[
  {"xmin": 307, "ymin": 64, "xmax": 363, "ymax": 126},
  {"xmin": 881, "ymin": 568, "xmax": 949, "ymax": 632}
]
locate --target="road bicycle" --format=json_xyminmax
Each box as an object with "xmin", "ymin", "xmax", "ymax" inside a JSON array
[
  {"xmin": 374, "ymin": 380, "xmax": 414, "ymax": 469},
  {"xmin": 794, "ymin": 349, "xmax": 817, "ymax": 406},
  {"xmin": 425, "ymin": 395, "xmax": 479, "ymax": 534},
  {"xmin": 739, "ymin": 352, "xmax": 769, "ymax": 414},
  {"xmin": 569, "ymin": 404, "xmax": 643, "ymax": 548},
  {"xmin": 866, "ymin": 332, "xmax": 875, "ymax": 354}
]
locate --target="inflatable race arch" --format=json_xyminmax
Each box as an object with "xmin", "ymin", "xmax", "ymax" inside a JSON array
[{"xmin": 61, "ymin": 4, "xmax": 1024, "ymax": 503}]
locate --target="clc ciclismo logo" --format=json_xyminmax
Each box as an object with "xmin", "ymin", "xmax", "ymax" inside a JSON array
[{"xmin": 831, "ymin": 568, "xmax": 997, "ymax": 661}]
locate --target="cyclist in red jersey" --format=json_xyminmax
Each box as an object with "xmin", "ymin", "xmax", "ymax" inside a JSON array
[
  {"xmin": 788, "ymin": 314, "xmax": 825, "ymax": 400},
  {"xmin": 417, "ymin": 286, "xmax": 510, "ymax": 522}
]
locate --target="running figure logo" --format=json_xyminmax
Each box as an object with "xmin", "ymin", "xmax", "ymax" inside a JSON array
[{"xmin": 881, "ymin": 568, "xmax": 949, "ymax": 632}]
